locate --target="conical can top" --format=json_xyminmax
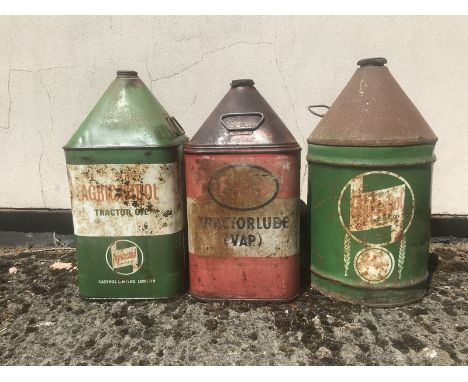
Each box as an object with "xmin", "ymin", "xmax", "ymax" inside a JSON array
[
  {"xmin": 308, "ymin": 58, "xmax": 438, "ymax": 146},
  {"xmin": 185, "ymin": 79, "xmax": 300, "ymax": 153},
  {"xmin": 64, "ymin": 70, "xmax": 187, "ymax": 150}
]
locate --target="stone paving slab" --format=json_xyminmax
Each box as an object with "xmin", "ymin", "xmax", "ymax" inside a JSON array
[{"xmin": 0, "ymin": 235, "xmax": 466, "ymax": 365}]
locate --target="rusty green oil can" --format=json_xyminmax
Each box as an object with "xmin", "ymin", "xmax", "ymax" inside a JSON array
[
  {"xmin": 64, "ymin": 70, "xmax": 188, "ymax": 299},
  {"xmin": 307, "ymin": 58, "xmax": 438, "ymax": 307}
]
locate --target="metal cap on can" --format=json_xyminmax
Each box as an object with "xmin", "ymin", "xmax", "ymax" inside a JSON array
[
  {"xmin": 357, "ymin": 57, "xmax": 387, "ymax": 67},
  {"xmin": 116, "ymin": 70, "xmax": 139, "ymax": 78},
  {"xmin": 307, "ymin": 58, "xmax": 438, "ymax": 146},
  {"xmin": 185, "ymin": 80, "xmax": 300, "ymax": 154},
  {"xmin": 231, "ymin": 79, "xmax": 255, "ymax": 87},
  {"xmin": 64, "ymin": 71, "xmax": 187, "ymax": 150}
]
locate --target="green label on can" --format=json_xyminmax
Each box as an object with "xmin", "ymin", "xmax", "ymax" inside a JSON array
[{"xmin": 75, "ymin": 234, "xmax": 185, "ymax": 299}]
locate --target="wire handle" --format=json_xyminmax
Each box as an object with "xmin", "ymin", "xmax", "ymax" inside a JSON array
[
  {"xmin": 308, "ymin": 105, "xmax": 330, "ymax": 118},
  {"xmin": 166, "ymin": 116, "xmax": 185, "ymax": 136}
]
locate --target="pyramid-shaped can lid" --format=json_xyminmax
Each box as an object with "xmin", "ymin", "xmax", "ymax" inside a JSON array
[
  {"xmin": 185, "ymin": 79, "xmax": 300, "ymax": 153},
  {"xmin": 307, "ymin": 58, "xmax": 438, "ymax": 146},
  {"xmin": 64, "ymin": 70, "xmax": 187, "ymax": 150}
]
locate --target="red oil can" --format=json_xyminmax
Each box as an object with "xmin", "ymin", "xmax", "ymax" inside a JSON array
[{"xmin": 185, "ymin": 79, "xmax": 301, "ymax": 301}]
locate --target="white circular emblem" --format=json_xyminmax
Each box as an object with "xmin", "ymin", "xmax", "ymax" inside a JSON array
[
  {"xmin": 105, "ymin": 240, "xmax": 144, "ymax": 275},
  {"xmin": 354, "ymin": 246, "xmax": 395, "ymax": 283}
]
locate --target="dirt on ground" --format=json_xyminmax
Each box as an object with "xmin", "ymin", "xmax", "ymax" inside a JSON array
[{"xmin": 0, "ymin": 233, "xmax": 466, "ymax": 366}]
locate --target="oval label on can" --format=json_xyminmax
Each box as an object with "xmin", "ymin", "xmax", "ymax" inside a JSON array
[{"xmin": 208, "ymin": 164, "xmax": 279, "ymax": 211}]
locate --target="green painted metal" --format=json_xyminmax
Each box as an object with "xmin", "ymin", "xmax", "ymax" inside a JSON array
[
  {"xmin": 307, "ymin": 143, "xmax": 436, "ymax": 306},
  {"xmin": 74, "ymin": 233, "xmax": 186, "ymax": 299},
  {"xmin": 64, "ymin": 71, "xmax": 188, "ymax": 299},
  {"xmin": 65, "ymin": 147, "xmax": 181, "ymax": 165},
  {"xmin": 64, "ymin": 71, "xmax": 187, "ymax": 150}
]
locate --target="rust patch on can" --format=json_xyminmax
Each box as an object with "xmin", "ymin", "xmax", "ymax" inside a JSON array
[
  {"xmin": 307, "ymin": 60, "xmax": 438, "ymax": 146},
  {"xmin": 354, "ymin": 247, "xmax": 395, "ymax": 283}
]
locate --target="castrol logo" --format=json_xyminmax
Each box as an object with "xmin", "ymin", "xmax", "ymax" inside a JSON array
[
  {"xmin": 338, "ymin": 171, "xmax": 415, "ymax": 246},
  {"xmin": 105, "ymin": 240, "xmax": 144, "ymax": 275}
]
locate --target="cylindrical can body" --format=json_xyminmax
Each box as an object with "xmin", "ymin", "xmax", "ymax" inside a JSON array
[
  {"xmin": 306, "ymin": 58, "xmax": 438, "ymax": 306},
  {"xmin": 186, "ymin": 152, "xmax": 300, "ymax": 300},
  {"xmin": 65, "ymin": 146, "xmax": 186, "ymax": 299},
  {"xmin": 308, "ymin": 144, "xmax": 435, "ymax": 306}
]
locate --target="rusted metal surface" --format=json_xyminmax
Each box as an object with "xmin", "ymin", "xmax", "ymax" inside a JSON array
[
  {"xmin": 186, "ymin": 153, "xmax": 300, "ymax": 300},
  {"xmin": 185, "ymin": 79, "xmax": 301, "ymax": 301},
  {"xmin": 186, "ymin": 154, "xmax": 299, "ymax": 259},
  {"xmin": 307, "ymin": 58, "xmax": 438, "ymax": 146},
  {"xmin": 343, "ymin": 171, "xmax": 413, "ymax": 245},
  {"xmin": 185, "ymin": 79, "xmax": 300, "ymax": 154}
]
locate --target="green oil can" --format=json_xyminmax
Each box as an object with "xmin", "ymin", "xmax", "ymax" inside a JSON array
[
  {"xmin": 307, "ymin": 58, "xmax": 438, "ymax": 307},
  {"xmin": 64, "ymin": 70, "xmax": 188, "ymax": 299}
]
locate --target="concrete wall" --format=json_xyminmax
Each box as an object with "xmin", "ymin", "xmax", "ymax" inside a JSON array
[{"xmin": 0, "ymin": 16, "xmax": 466, "ymax": 214}]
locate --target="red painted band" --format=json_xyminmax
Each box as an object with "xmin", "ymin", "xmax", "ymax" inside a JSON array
[{"xmin": 189, "ymin": 252, "xmax": 299, "ymax": 300}]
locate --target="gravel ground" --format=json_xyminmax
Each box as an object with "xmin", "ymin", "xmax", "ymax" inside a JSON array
[{"xmin": 0, "ymin": 233, "xmax": 467, "ymax": 366}]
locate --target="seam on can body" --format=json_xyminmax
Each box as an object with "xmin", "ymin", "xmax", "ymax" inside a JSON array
[
  {"xmin": 306, "ymin": 155, "xmax": 436, "ymax": 167},
  {"xmin": 310, "ymin": 267, "xmax": 428, "ymax": 290}
]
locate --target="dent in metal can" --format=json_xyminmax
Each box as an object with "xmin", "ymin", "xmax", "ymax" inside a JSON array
[
  {"xmin": 64, "ymin": 70, "xmax": 188, "ymax": 299},
  {"xmin": 185, "ymin": 79, "xmax": 301, "ymax": 301},
  {"xmin": 307, "ymin": 58, "xmax": 438, "ymax": 307}
]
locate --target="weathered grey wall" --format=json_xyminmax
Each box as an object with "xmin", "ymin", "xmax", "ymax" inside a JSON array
[{"xmin": 0, "ymin": 16, "xmax": 466, "ymax": 214}]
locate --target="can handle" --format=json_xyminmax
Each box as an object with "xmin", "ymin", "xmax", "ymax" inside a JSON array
[
  {"xmin": 220, "ymin": 112, "xmax": 265, "ymax": 132},
  {"xmin": 308, "ymin": 105, "xmax": 330, "ymax": 118},
  {"xmin": 166, "ymin": 116, "xmax": 185, "ymax": 136}
]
